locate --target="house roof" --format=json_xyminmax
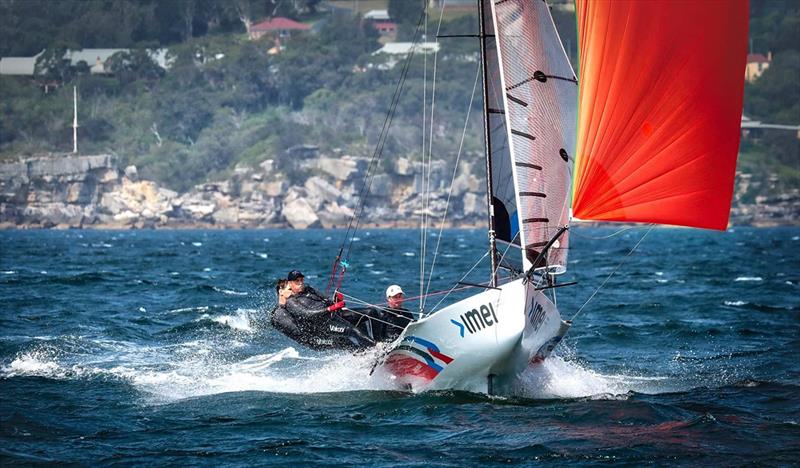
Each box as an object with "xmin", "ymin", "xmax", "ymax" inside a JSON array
[
  {"xmin": 373, "ymin": 22, "xmax": 397, "ymax": 29},
  {"xmin": 747, "ymin": 53, "xmax": 769, "ymax": 63},
  {"xmin": 374, "ymin": 42, "xmax": 440, "ymax": 55},
  {"xmin": 364, "ymin": 9, "xmax": 390, "ymax": 20},
  {"xmin": 0, "ymin": 56, "xmax": 38, "ymax": 75},
  {"xmin": 251, "ymin": 17, "xmax": 311, "ymax": 32}
]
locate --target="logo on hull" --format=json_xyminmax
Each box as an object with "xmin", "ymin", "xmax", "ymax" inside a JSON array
[
  {"xmin": 527, "ymin": 299, "xmax": 545, "ymax": 333},
  {"xmin": 451, "ymin": 303, "xmax": 499, "ymax": 337}
]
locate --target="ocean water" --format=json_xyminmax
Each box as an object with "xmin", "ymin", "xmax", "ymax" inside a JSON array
[{"xmin": 1, "ymin": 227, "xmax": 798, "ymax": 465}]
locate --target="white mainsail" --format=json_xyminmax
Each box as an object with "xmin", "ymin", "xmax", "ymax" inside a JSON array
[{"xmin": 490, "ymin": 0, "xmax": 577, "ymax": 273}]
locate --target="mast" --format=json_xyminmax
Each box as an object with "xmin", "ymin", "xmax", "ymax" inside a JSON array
[{"xmin": 478, "ymin": 0, "xmax": 498, "ymax": 287}]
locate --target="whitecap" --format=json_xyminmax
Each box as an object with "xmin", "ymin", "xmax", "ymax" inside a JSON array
[
  {"xmin": 139, "ymin": 307, "xmax": 146, "ymax": 312},
  {"xmin": 192, "ymin": 242, "xmax": 203, "ymax": 247},
  {"xmin": 734, "ymin": 276, "xmax": 762, "ymax": 282},
  {"xmin": 4, "ymin": 353, "xmax": 61, "ymax": 377},
  {"xmin": 724, "ymin": 300, "xmax": 747, "ymax": 306},
  {"xmin": 792, "ymin": 236, "xmax": 799, "ymax": 241},
  {"xmin": 168, "ymin": 306, "xmax": 209, "ymax": 314},
  {"xmin": 203, "ymin": 267, "xmax": 212, "ymax": 272},
  {"xmin": 655, "ymin": 271, "xmax": 664, "ymax": 276},
  {"xmin": 212, "ymin": 286, "xmax": 248, "ymax": 296},
  {"xmin": 403, "ymin": 252, "xmax": 415, "ymax": 257},
  {"xmin": 2, "ymin": 270, "xmax": 16, "ymax": 275}
]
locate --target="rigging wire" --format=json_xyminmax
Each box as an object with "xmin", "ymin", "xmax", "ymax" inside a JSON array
[
  {"xmin": 570, "ymin": 224, "xmax": 654, "ymax": 322},
  {"xmin": 428, "ymin": 249, "xmax": 490, "ymax": 313},
  {"xmin": 338, "ymin": 9, "xmax": 428, "ymax": 268},
  {"xmin": 420, "ymin": 2, "xmax": 456, "ymax": 309},
  {"xmin": 570, "ymin": 224, "xmax": 653, "ymax": 240},
  {"xmin": 422, "ymin": 60, "xmax": 483, "ymax": 309}
]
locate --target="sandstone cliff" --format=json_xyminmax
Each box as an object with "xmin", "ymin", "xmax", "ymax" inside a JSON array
[{"xmin": 0, "ymin": 153, "xmax": 485, "ymax": 229}]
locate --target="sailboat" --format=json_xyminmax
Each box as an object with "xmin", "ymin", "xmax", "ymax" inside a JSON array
[{"xmin": 366, "ymin": 0, "xmax": 748, "ymax": 393}]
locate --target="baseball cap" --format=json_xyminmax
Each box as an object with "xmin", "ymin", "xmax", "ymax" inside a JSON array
[
  {"xmin": 386, "ymin": 284, "xmax": 404, "ymax": 298},
  {"xmin": 287, "ymin": 270, "xmax": 304, "ymax": 281}
]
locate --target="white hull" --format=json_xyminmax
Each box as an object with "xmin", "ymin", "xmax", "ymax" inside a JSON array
[{"xmin": 372, "ymin": 277, "xmax": 570, "ymax": 393}]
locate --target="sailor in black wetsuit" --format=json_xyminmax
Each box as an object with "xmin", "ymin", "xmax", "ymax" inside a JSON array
[
  {"xmin": 283, "ymin": 270, "xmax": 375, "ymax": 350},
  {"xmin": 270, "ymin": 279, "xmax": 305, "ymax": 342}
]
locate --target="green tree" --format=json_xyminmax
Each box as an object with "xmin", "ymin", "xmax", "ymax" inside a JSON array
[{"xmin": 106, "ymin": 49, "xmax": 165, "ymax": 86}]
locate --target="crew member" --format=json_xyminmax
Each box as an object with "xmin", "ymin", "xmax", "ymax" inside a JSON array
[
  {"xmin": 285, "ymin": 270, "xmax": 344, "ymax": 313},
  {"xmin": 270, "ymin": 278, "xmax": 303, "ymax": 341},
  {"xmin": 283, "ymin": 270, "xmax": 369, "ymax": 349},
  {"xmin": 380, "ymin": 284, "xmax": 414, "ymax": 340}
]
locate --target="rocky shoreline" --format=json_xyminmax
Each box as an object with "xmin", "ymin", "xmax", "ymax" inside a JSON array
[
  {"xmin": 0, "ymin": 153, "xmax": 485, "ymax": 230},
  {"xmin": 1, "ymin": 153, "xmax": 797, "ymax": 230}
]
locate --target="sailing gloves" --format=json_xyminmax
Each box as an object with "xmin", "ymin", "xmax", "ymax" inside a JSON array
[{"xmin": 327, "ymin": 301, "xmax": 345, "ymax": 312}]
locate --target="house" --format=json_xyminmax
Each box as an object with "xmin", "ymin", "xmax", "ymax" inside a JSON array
[
  {"xmin": 65, "ymin": 49, "xmax": 128, "ymax": 74},
  {"xmin": 745, "ymin": 52, "xmax": 771, "ymax": 82},
  {"xmin": 249, "ymin": 17, "xmax": 311, "ymax": 41},
  {"xmin": 0, "ymin": 48, "xmax": 171, "ymax": 76},
  {"xmin": 372, "ymin": 21, "xmax": 398, "ymax": 42}
]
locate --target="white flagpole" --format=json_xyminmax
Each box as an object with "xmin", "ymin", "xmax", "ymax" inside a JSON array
[{"xmin": 72, "ymin": 86, "xmax": 78, "ymax": 153}]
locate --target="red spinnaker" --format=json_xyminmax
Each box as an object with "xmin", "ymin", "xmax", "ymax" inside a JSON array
[{"xmin": 573, "ymin": 0, "xmax": 749, "ymax": 230}]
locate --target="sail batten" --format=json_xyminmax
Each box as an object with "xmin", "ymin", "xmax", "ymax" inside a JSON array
[{"xmin": 573, "ymin": 0, "xmax": 749, "ymax": 231}]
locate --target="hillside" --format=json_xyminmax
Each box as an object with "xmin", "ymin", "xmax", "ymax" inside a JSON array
[{"xmin": 0, "ymin": 0, "xmax": 798, "ymax": 227}]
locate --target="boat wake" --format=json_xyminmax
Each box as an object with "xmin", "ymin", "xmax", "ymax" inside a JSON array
[
  {"xmin": 511, "ymin": 356, "xmax": 673, "ymax": 399},
  {"xmin": 3, "ymin": 327, "xmax": 685, "ymax": 404}
]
